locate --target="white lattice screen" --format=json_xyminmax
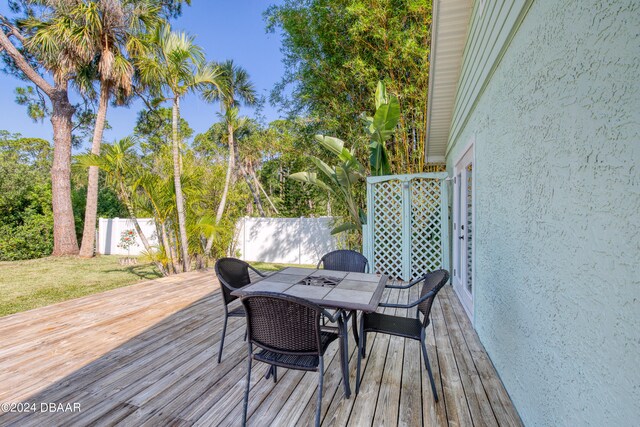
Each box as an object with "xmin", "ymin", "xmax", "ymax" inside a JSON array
[
  {"xmin": 371, "ymin": 180, "xmax": 404, "ymax": 278},
  {"xmin": 364, "ymin": 173, "xmax": 449, "ymax": 281}
]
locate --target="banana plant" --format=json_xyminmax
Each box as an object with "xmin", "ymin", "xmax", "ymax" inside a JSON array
[
  {"xmin": 289, "ymin": 135, "xmax": 366, "ymax": 235},
  {"xmin": 361, "ymin": 81, "xmax": 400, "ymax": 176},
  {"xmin": 290, "ymin": 82, "xmax": 399, "ymax": 235}
]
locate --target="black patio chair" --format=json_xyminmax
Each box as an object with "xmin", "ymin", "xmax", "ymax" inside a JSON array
[
  {"xmin": 214, "ymin": 258, "xmax": 266, "ymax": 363},
  {"xmin": 354, "ymin": 270, "xmax": 430, "ymax": 359},
  {"xmin": 240, "ymin": 292, "xmax": 342, "ymax": 427},
  {"xmin": 317, "ymin": 249, "xmax": 369, "ymax": 273},
  {"xmin": 355, "ymin": 269, "xmax": 449, "ymax": 401},
  {"xmin": 317, "ymin": 249, "xmax": 369, "ymax": 345}
]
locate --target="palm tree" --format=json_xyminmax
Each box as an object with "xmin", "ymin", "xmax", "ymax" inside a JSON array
[
  {"xmin": 137, "ymin": 150, "xmax": 223, "ymax": 272},
  {"xmin": 1, "ymin": 4, "xmax": 82, "ymax": 255},
  {"xmin": 72, "ymin": 0, "xmax": 162, "ymax": 257},
  {"xmin": 136, "ymin": 25, "xmax": 221, "ymax": 272},
  {"xmin": 137, "ymin": 170, "xmax": 180, "ymax": 274},
  {"xmin": 77, "ymin": 138, "xmax": 168, "ymax": 275},
  {"xmin": 202, "ymin": 60, "xmax": 256, "ymax": 254}
]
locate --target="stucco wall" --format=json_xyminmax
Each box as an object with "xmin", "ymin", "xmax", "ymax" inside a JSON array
[{"xmin": 445, "ymin": 0, "xmax": 640, "ymax": 425}]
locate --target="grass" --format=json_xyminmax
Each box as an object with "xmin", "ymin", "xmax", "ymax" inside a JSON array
[
  {"xmin": 250, "ymin": 261, "xmax": 315, "ymax": 272},
  {"xmin": 0, "ymin": 257, "xmax": 314, "ymax": 318},
  {"xmin": 0, "ymin": 256, "xmax": 161, "ymax": 318}
]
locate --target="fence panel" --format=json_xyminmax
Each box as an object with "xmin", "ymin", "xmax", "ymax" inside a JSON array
[
  {"xmin": 237, "ymin": 217, "xmax": 339, "ymax": 264},
  {"xmin": 98, "ymin": 216, "xmax": 338, "ymax": 263},
  {"xmin": 364, "ymin": 173, "xmax": 449, "ymax": 280},
  {"xmin": 97, "ymin": 218, "xmax": 157, "ymax": 255}
]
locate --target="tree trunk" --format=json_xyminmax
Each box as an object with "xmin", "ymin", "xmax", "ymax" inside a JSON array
[
  {"xmin": 172, "ymin": 96, "xmax": 190, "ymax": 272},
  {"xmin": 206, "ymin": 121, "xmax": 236, "ymax": 254},
  {"xmin": 0, "ymin": 29, "xmax": 81, "ymax": 256},
  {"xmin": 79, "ymin": 81, "xmax": 110, "ymax": 257},
  {"xmin": 251, "ymin": 164, "xmax": 278, "ymax": 214},
  {"xmin": 216, "ymin": 122, "xmax": 236, "ymax": 223},
  {"xmin": 241, "ymin": 163, "xmax": 265, "ymax": 216},
  {"xmin": 50, "ymin": 88, "xmax": 80, "ymax": 256},
  {"xmin": 170, "ymin": 227, "xmax": 182, "ymax": 273},
  {"xmin": 160, "ymin": 221, "xmax": 176, "ymax": 274},
  {"xmin": 234, "ymin": 141, "xmax": 264, "ymax": 216}
]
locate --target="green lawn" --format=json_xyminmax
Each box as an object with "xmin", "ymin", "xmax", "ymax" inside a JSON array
[
  {"xmin": 0, "ymin": 257, "xmax": 312, "ymax": 318},
  {"xmin": 0, "ymin": 256, "xmax": 162, "ymax": 317}
]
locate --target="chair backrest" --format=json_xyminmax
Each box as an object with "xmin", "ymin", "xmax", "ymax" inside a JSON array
[
  {"xmin": 241, "ymin": 292, "xmax": 324, "ymax": 356},
  {"xmin": 215, "ymin": 258, "xmax": 253, "ymax": 306},
  {"xmin": 418, "ymin": 269, "xmax": 450, "ymax": 327},
  {"xmin": 317, "ymin": 250, "xmax": 368, "ymax": 273}
]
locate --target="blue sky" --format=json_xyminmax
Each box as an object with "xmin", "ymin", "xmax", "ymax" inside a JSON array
[{"xmin": 0, "ymin": 0, "xmax": 285, "ymax": 149}]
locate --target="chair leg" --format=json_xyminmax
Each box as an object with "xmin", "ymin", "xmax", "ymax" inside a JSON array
[
  {"xmin": 315, "ymin": 356, "xmax": 324, "ymax": 427},
  {"xmin": 355, "ymin": 316, "xmax": 365, "ymax": 395},
  {"xmin": 266, "ymin": 365, "xmax": 278, "ymax": 383},
  {"xmin": 244, "ymin": 327, "xmax": 247, "ymax": 341},
  {"xmin": 362, "ymin": 328, "xmax": 367, "ymax": 359},
  {"xmin": 242, "ymin": 343, "xmax": 253, "ymax": 427},
  {"xmin": 218, "ymin": 315, "xmax": 228, "ymax": 363},
  {"xmin": 421, "ymin": 336, "xmax": 439, "ymax": 402}
]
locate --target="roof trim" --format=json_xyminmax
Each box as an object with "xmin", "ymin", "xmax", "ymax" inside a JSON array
[{"xmin": 425, "ymin": 0, "xmax": 473, "ymax": 164}]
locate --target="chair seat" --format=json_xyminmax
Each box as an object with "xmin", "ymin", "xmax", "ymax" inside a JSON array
[
  {"xmin": 227, "ymin": 305, "xmax": 245, "ymax": 317},
  {"xmin": 254, "ymin": 331, "xmax": 338, "ymax": 371},
  {"xmin": 363, "ymin": 312, "xmax": 422, "ymax": 340}
]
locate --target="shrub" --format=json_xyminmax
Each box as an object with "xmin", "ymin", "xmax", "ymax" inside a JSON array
[{"xmin": 0, "ymin": 210, "xmax": 54, "ymax": 260}]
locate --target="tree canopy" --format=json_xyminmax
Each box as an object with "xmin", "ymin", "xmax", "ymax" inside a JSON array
[{"xmin": 265, "ymin": 0, "xmax": 432, "ymax": 173}]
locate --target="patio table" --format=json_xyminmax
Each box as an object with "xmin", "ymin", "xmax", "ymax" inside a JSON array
[{"xmin": 232, "ymin": 266, "xmax": 388, "ymax": 398}]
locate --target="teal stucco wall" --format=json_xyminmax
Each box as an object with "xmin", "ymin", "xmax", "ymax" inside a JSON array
[{"xmin": 445, "ymin": 0, "xmax": 640, "ymax": 425}]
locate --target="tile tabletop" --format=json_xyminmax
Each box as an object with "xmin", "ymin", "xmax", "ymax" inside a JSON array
[{"xmin": 232, "ymin": 267, "xmax": 388, "ymax": 312}]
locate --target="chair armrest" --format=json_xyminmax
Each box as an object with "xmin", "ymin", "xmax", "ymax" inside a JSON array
[
  {"xmin": 247, "ymin": 265, "xmax": 267, "ymax": 277},
  {"xmin": 385, "ymin": 274, "xmax": 426, "ymax": 289},
  {"xmin": 378, "ymin": 288, "xmax": 437, "ymax": 308}
]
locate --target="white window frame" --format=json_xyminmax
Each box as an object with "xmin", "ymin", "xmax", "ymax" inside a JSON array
[{"xmin": 452, "ymin": 137, "xmax": 476, "ymax": 322}]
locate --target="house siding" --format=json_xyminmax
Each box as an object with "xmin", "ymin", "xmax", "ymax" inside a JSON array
[
  {"xmin": 447, "ymin": 0, "xmax": 531, "ymax": 153},
  {"xmin": 445, "ymin": 0, "xmax": 640, "ymax": 426}
]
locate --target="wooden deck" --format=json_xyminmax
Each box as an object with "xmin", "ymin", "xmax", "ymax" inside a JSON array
[{"xmin": 0, "ymin": 270, "xmax": 521, "ymax": 426}]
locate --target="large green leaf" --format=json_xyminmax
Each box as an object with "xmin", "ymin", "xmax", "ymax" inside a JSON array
[
  {"xmin": 370, "ymin": 141, "xmax": 391, "ymax": 176},
  {"xmin": 309, "ymin": 156, "xmax": 336, "ymax": 182},
  {"xmin": 315, "ymin": 134, "xmax": 354, "ymax": 163},
  {"xmin": 374, "ymin": 80, "xmax": 388, "ymax": 109},
  {"xmin": 343, "ymin": 155, "xmax": 365, "ymax": 176},
  {"xmin": 315, "ymin": 134, "xmax": 344, "ymax": 155},
  {"xmin": 331, "ymin": 222, "xmax": 361, "ymax": 235},
  {"xmin": 371, "ymin": 95, "xmax": 400, "ymax": 143},
  {"xmin": 358, "ymin": 208, "xmax": 367, "ymax": 225},
  {"xmin": 288, "ymin": 171, "xmax": 334, "ymax": 193},
  {"xmin": 335, "ymin": 164, "xmax": 358, "ymax": 191}
]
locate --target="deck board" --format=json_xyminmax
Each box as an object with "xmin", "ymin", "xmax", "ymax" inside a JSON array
[{"xmin": 0, "ymin": 269, "xmax": 521, "ymax": 426}]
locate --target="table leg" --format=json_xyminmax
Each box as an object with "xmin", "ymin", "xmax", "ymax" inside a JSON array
[
  {"xmin": 350, "ymin": 310, "xmax": 359, "ymax": 347},
  {"xmin": 339, "ymin": 313, "xmax": 351, "ymax": 398}
]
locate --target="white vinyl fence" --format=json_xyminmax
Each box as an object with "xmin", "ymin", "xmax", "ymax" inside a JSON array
[
  {"xmin": 98, "ymin": 216, "xmax": 339, "ymax": 262},
  {"xmin": 98, "ymin": 218, "xmax": 158, "ymax": 255},
  {"xmin": 236, "ymin": 217, "xmax": 339, "ymax": 265}
]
